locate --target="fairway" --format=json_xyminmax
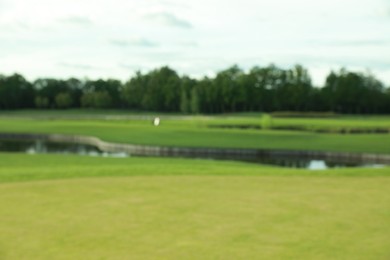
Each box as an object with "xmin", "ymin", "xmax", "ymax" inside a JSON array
[
  {"xmin": 1, "ymin": 112, "xmax": 390, "ymax": 154},
  {"xmin": 0, "ymin": 153, "xmax": 390, "ymax": 259},
  {"xmin": 0, "ymin": 112, "xmax": 390, "ymax": 259}
]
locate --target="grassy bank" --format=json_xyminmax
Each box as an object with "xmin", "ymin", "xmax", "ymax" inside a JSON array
[
  {"xmin": 0, "ymin": 116, "xmax": 390, "ymax": 154},
  {"xmin": 1, "ymin": 111, "xmax": 389, "ymax": 259},
  {"xmin": 1, "ymin": 153, "xmax": 390, "ymax": 183},
  {"xmin": 0, "ymin": 153, "xmax": 389, "ymax": 259}
]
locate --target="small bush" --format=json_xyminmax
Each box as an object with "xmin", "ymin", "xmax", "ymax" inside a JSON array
[{"xmin": 261, "ymin": 114, "xmax": 273, "ymax": 129}]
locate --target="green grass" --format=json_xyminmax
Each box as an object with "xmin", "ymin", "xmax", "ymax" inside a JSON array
[
  {"xmin": 205, "ymin": 114, "xmax": 390, "ymax": 131},
  {"xmin": 0, "ymin": 153, "xmax": 389, "ymax": 259},
  {"xmin": 1, "ymin": 111, "xmax": 390, "ymax": 259},
  {"xmin": 3, "ymin": 109, "xmax": 390, "ymax": 128},
  {"xmin": 1, "ymin": 153, "xmax": 389, "ymax": 183},
  {"xmin": 0, "ymin": 109, "xmax": 180, "ymax": 120},
  {"xmin": 1, "ymin": 116, "xmax": 390, "ymax": 154}
]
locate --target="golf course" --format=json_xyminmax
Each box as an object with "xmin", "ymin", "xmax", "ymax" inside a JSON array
[{"xmin": 0, "ymin": 110, "xmax": 389, "ymax": 259}]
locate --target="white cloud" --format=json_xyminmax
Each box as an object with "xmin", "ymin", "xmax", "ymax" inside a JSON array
[
  {"xmin": 58, "ymin": 62, "xmax": 98, "ymax": 70},
  {"xmin": 0, "ymin": 0, "xmax": 389, "ymax": 86},
  {"xmin": 110, "ymin": 38, "xmax": 158, "ymax": 48},
  {"xmin": 144, "ymin": 12, "xmax": 192, "ymax": 29},
  {"xmin": 59, "ymin": 16, "xmax": 93, "ymax": 26}
]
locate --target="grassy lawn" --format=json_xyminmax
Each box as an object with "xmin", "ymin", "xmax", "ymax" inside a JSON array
[
  {"xmin": 2, "ymin": 109, "xmax": 390, "ymax": 129},
  {"xmin": 0, "ymin": 111, "xmax": 389, "ymax": 259},
  {"xmin": 207, "ymin": 114, "xmax": 390, "ymax": 129},
  {"xmin": 0, "ymin": 153, "xmax": 389, "ymax": 259},
  {"xmin": 1, "ymin": 115, "xmax": 390, "ymax": 154}
]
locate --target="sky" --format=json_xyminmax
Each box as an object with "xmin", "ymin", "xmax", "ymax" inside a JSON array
[{"xmin": 0, "ymin": 0, "xmax": 389, "ymax": 86}]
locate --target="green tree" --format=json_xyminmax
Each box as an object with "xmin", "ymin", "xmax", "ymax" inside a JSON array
[
  {"xmin": 83, "ymin": 79, "xmax": 121, "ymax": 108},
  {"xmin": 55, "ymin": 92, "xmax": 73, "ymax": 109},
  {"xmin": 322, "ymin": 69, "xmax": 388, "ymax": 114},
  {"xmin": 80, "ymin": 92, "xmax": 94, "ymax": 108},
  {"xmin": 80, "ymin": 91, "xmax": 112, "ymax": 108},
  {"xmin": 94, "ymin": 91, "xmax": 113, "ymax": 108},
  {"xmin": 34, "ymin": 96, "xmax": 49, "ymax": 108},
  {"xmin": 0, "ymin": 74, "xmax": 34, "ymax": 109},
  {"xmin": 179, "ymin": 76, "xmax": 195, "ymax": 114},
  {"xmin": 65, "ymin": 78, "xmax": 84, "ymax": 108},
  {"xmin": 180, "ymin": 88, "xmax": 189, "ymax": 113},
  {"xmin": 190, "ymin": 87, "xmax": 200, "ymax": 114},
  {"xmin": 34, "ymin": 79, "xmax": 69, "ymax": 108},
  {"xmin": 122, "ymin": 71, "xmax": 147, "ymax": 109},
  {"xmin": 284, "ymin": 64, "xmax": 313, "ymax": 111},
  {"xmin": 215, "ymin": 65, "xmax": 243, "ymax": 113}
]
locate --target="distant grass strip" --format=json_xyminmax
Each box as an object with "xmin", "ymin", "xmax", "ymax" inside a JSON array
[
  {"xmin": 0, "ymin": 117, "xmax": 390, "ymax": 154},
  {"xmin": 0, "ymin": 153, "xmax": 389, "ymax": 183}
]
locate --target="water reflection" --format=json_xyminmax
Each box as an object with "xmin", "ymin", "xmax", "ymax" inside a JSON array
[
  {"xmin": 245, "ymin": 157, "xmax": 384, "ymax": 170},
  {"xmin": 0, "ymin": 139, "xmax": 127, "ymax": 158},
  {"xmin": 0, "ymin": 139, "xmax": 384, "ymax": 170}
]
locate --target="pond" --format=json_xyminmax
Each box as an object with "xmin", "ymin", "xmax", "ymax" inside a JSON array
[
  {"xmin": 0, "ymin": 138, "xmax": 385, "ymax": 170},
  {"xmin": 0, "ymin": 139, "xmax": 128, "ymax": 158}
]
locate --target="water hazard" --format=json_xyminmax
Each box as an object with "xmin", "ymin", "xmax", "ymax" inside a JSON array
[
  {"xmin": 0, "ymin": 139, "xmax": 127, "ymax": 158},
  {"xmin": 0, "ymin": 138, "xmax": 385, "ymax": 170}
]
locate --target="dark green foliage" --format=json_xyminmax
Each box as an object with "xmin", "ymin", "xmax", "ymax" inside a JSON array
[
  {"xmin": 83, "ymin": 79, "xmax": 121, "ymax": 108},
  {"xmin": 33, "ymin": 78, "xmax": 83, "ymax": 109},
  {"xmin": 190, "ymin": 87, "xmax": 200, "ymax": 114},
  {"xmin": 121, "ymin": 71, "xmax": 146, "ymax": 109},
  {"xmin": 81, "ymin": 91, "xmax": 112, "ymax": 108},
  {"xmin": 55, "ymin": 92, "xmax": 73, "ymax": 109},
  {"xmin": 34, "ymin": 79, "xmax": 67, "ymax": 108},
  {"xmin": 322, "ymin": 69, "xmax": 389, "ymax": 114},
  {"xmin": 93, "ymin": 91, "xmax": 113, "ymax": 108},
  {"xmin": 34, "ymin": 96, "xmax": 49, "ymax": 108},
  {"xmin": 180, "ymin": 88, "xmax": 190, "ymax": 114},
  {"xmin": 0, "ymin": 74, "xmax": 34, "ymax": 109},
  {"xmin": 121, "ymin": 67, "xmax": 181, "ymax": 112},
  {"xmin": 0, "ymin": 65, "xmax": 389, "ymax": 113}
]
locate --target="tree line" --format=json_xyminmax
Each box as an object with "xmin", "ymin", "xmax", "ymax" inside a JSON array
[{"xmin": 1, "ymin": 64, "xmax": 389, "ymax": 114}]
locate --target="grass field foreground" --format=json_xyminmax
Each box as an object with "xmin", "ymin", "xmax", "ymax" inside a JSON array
[
  {"xmin": 0, "ymin": 153, "xmax": 389, "ymax": 259},
  {"xmin": 1, "ymin": 111, "xmax": 390, "ymax": 259}
]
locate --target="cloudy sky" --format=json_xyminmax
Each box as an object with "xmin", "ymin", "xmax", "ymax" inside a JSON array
[{"xmin": 0, "ymin": 0, "xmax": 389, "ymax": 86}]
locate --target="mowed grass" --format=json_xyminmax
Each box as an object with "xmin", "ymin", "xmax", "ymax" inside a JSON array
[
  {"xmin": 1, "ymin": 116, "xmax": 390, "ymax": 154},
  {"xmin": 1, "ymin": 111, "xmax": 390, "ymax": 259},
  {"xmin": 0, "ymin": 153, "xmax": 390, "ymax": 259},
  {"xmin": 207, "ymin": 114, "xmax": 390, "ymax": 130},
  {"xmin": 3, "ymin": 109, "xmax": 390, "ymax": 130}
]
